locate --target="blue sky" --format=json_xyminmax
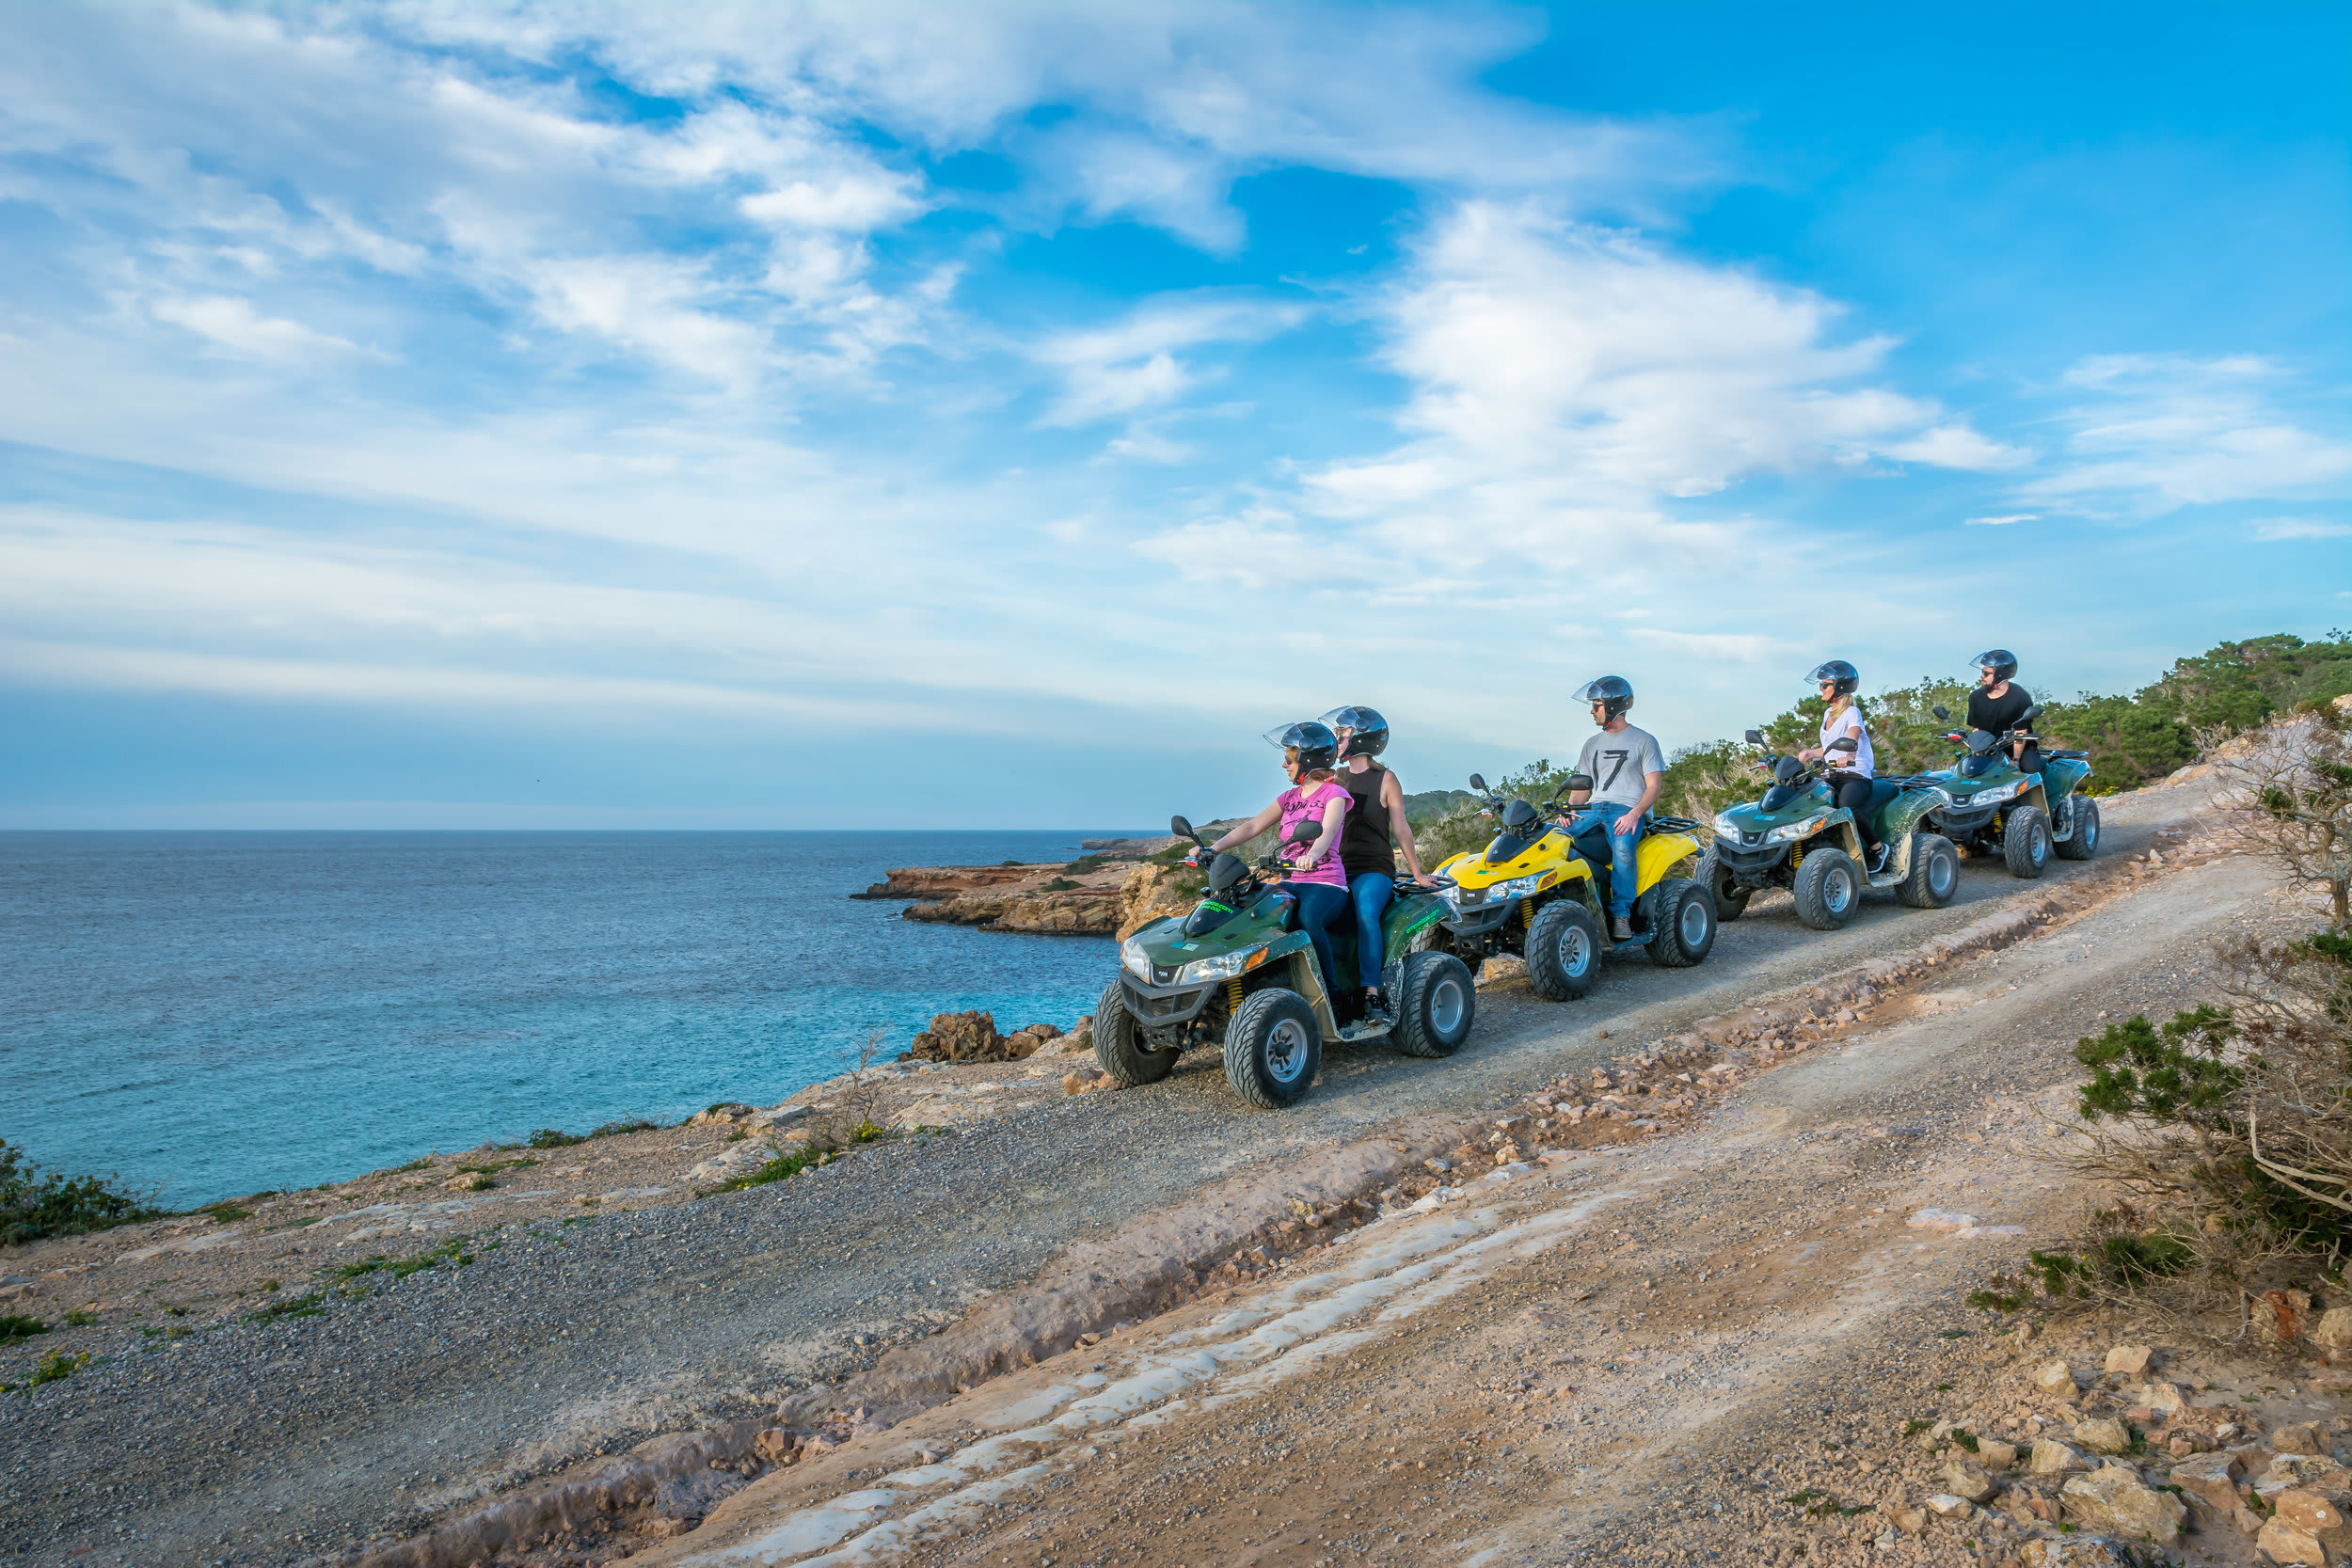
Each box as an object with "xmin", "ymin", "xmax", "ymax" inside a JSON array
[{"xmin": 0, "ymin": 1, "xmax": 2345, "ymax": 828}]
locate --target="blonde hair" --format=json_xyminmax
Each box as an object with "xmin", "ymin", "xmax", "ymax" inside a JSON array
[
  {"xmin": 1284, "ymin": 745, "xmax": 1335, "ymax": 783},
  {"xmin": 1824, "ymin": 691, "xmax": 1855, "ymax": 722}
]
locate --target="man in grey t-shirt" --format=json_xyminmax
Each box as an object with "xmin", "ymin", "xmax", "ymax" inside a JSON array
[{"xmin": 1565, "ymin": 675, "xmax": 1665, "ymax": 941}]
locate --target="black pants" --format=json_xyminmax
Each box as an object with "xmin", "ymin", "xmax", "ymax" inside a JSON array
[{"xmin": 1828, "ymin": 774, "xmax": 1883, "ymax": 854}]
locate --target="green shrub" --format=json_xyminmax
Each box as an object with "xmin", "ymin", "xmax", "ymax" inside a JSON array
[
  {"xmin": 0, "ymin": 1314, "xmax": 48, "ymax": 1343},
  {"xmin": 526, "ymin": 1129, "xmax": 587, "ymax": 1149},
  {"xmin": 589, "ymin": 1117, "xmax": 658, "ymax": 1140},
  {"xmin": 701, "ymin": 1141, "xmax": 838, "ymax": 1196},
  {"xmin": 29, "ymin": 1351, "xmax": 87, "ymax": 1386},
  {"xmin": 0, "ymin": 1139, "xmax": 163, "ymax": 1245}
]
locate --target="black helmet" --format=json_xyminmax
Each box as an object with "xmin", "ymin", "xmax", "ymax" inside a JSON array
[
  {"xmin": 1263, "ymin": 721, "xmax": 1340, "ymax": 773},
  {"xmin": 1576, "ymin": 675, "xmax": 1634, "ymax": 722},
  {"xmin": 1318, "ymin": 705, "xmax": 1389, "ymax": 759},
  {"xmin": 1808, "ymin": 659, "xmax": 1860, "ymax": 699},
  {"xmin": 1974, "ymin": 649, "xmax": 2018, "ymax": 683}
]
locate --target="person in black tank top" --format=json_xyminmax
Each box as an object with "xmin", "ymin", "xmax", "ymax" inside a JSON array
[
  {"xmin": 1320, "ymin": 706, "xmax": 1434, "ymax": 1024},
  {"xmin": 1966, "ymin": 649, "xmax": 2042, "ymax": 774}
]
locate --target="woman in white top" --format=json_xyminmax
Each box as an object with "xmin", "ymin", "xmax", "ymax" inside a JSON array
[{"xmin": 1796, "ymin": 659, "xmax": 1888, "ymax": 873}]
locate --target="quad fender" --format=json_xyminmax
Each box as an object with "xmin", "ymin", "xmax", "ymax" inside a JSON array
[
  {"xmin": 1380, "ymin": 891, "xmax": 1454, "ymax": 973},
  {"xmin": 1285, "ymin": 950, "xmax": 1342, "ymax": 1038},
  {"xmin": 1874, "ymin": 789, "xmax": 1942, "ymax": 845},
  {"xmin": 2041, "ymin": 755, "xmax": 2091, "ymax": 804},
  {"xmin": 1633, "ymin": 830, "xmax": 1701, "ymax": 892},
  {"xmin": 2021, "ymin": 780, "xmax": 2051, "ymax": 822}
]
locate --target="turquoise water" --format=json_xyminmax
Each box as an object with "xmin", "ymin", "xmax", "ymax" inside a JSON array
[{"xmin": 0, "ymin": 832, "xmax": 1133, "ymax": 1204}]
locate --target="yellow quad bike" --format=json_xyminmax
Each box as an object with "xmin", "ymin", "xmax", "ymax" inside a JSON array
[{"xmin": 1424, "ymin": 770, "xmax": 1715, "ymax": 1002}]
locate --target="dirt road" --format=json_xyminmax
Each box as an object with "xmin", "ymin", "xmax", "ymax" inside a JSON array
[
  {"xmin": 0, "ymin": 781, "xmax": 2252, "ymax": 1568},
  {"xmin": 624, "ymin": 820, "xmax": 2311, "ymax": 1568}
]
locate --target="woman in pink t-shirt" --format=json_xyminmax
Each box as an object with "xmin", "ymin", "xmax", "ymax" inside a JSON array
[{"xmin": 1200, "ymin": 721, "xmax": 1354, "ymax": 1005}]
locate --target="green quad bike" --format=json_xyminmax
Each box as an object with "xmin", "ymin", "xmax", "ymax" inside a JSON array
[
  {"xmin": 1916, "ymin": 702, "xmax": 2099, "ymax": 879},
  {"xmin": 1695, "ymin": 732, "xmax": 1962, "ymax": 930},
  {"xmin": 1094, "ymin": 815, "xmax": 1476, "ymax": 1109}
]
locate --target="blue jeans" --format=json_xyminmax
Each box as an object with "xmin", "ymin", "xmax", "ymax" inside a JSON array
[
  {"xmin": 1287, "ymin": 881, "xmax": 1353, "ymax": 1005},
  {"xmin": 1347, "ymin": 872, "xmax": 1392, "ymax": 990},
  {"xmin": 1568, "ymin": 803, "xmax": 1648, "ymax": 919}
]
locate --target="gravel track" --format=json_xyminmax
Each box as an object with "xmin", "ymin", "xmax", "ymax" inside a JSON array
[{"xmin": 0, "ymin": 786, "xmax": 2206, "ymax": 1568}]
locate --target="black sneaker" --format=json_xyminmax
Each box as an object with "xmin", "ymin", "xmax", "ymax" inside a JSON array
[
  {"xmin": 1362, "ymin": 989, "xmax": 1394, "ymax": 1024},
  {"xmin": 1867, "ymin": 842, "xmax": 1890, "ymax": 874}
]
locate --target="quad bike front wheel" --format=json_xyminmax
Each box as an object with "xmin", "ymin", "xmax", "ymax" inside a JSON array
[
  {"xmin": 1791, "ymin": 847, "xmax": 1860, "ymax": 930},
  {"xmin": 1645, "ymin": 878, "xmax": 1716, "ymax": 968},
  {"xmin": 1693, "ymin": 844, "xmax": 1751, "ymax": 923},
  {"xmin": 1092, "ymin": 978, "xmax": 1179, "ymax": 1087},
  {"xmin": 1897, "ymin": 832, "xmax": 1959, "ymax": 909},
  {"xmin": 1390, "ymin": 950, "xmax": 1476, "ymax": 1057},
  {"xmin": 2055, "ymin": 797, "xmax": 2100, "ymax": 861},
  {"xmin": 1525, "ymin": 899, "xmax": 1601, "ymax": 1001},
  {"xmin": 2003, "ymin": 804, "xmax": 2052, "ymax": 879},
  {"xmin": 1223, "ymin": 989, "xmax": 1321, "ymax": 1109}
]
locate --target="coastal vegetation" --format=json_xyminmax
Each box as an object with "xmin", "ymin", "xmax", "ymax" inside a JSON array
[{"xmin": 0, "ymin": 1137, "xmax": 162, "ymax": 1245}]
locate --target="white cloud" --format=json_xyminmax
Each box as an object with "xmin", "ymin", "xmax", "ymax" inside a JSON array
[
  {"xmin": 2249, "ymin": 515, "xmax": 2351, "ymax": 541},
  {"xmin": 1276, "ymin": 201, "xmax": 2020, "ymax": 577},
  {"xmin": 1964, "ymin": 513, "xmax": 2037, "ymax": 527},
  {"xmin": 148, "ymin": 294, "xmax": 363, "ymax": 361},
  {"xmin": 1035, "ymin": 293, "xmax": 1307, "ymax": 426},
  {"xmin": 2017, "ymin": 355, "xmax": 2352, "ymax": 517}
]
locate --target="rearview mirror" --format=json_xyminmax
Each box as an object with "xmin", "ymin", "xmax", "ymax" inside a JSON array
[
  {"xmin": 2021, "ymin": 704, "xmax": 2042, "ymax": 725},
  {"xmin": 1931, "ymin": 705, "xmax": 1950, "ymax": 722},
  {"xmin": 1744, "ymin": 729, "xmax": 1765, "ymax": 745},
  {"xmin": 1468, "ymin": 772, "xmax": 1486, "ymax": 792},
  {"xmin": 1564, "ymin": 773, "xmax": 1595, "ymax": 795},
  {"xmin": 1285, "ymin": 819, "xmax": 1322, "ymax": 845},
  {"xmin": 1829, "ymin": 736, "xmax": 1858, "ymax": 753},
  {"xmin": 1170, "ymin": 815, "xmax": 1194, "ymax": 840}
]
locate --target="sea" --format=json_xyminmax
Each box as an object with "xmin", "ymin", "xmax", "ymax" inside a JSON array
[{"xmin": 0, "ymin": 832, "xmax": 1137, "ymax": 1207}]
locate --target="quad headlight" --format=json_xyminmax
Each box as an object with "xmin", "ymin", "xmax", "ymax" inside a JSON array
[
  {"xmin": 1712, "ymin": 811, "xmax": 1746, "ymax": 837},
  {"xmin": 1174, "ymin": 947, "xmax": 1270, "ymax": 986},
  {"xmin": 1765, "ymin": 813, "xmax": 1831, "ymax": 844},
  {"xmin": 1120, "ymin": 940, "xmax": 1152, "ymax": 980},
  {"xmin": 1487, "ymin": 873, "xmax": 1549, "ymax": 901}
]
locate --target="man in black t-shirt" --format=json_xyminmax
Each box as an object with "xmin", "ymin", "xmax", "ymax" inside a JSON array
[{"xmin": 1966, "ymin": 649, "xmax": 2041, "ymax": 773}]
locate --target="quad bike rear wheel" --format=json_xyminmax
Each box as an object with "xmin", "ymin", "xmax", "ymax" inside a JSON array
[
  {"xmin": 1389, "ymin": 950, "xmax": 1476, "ymax": 1057},
  {"xmin": 1223, "ymin": 989, "xmax": 1321, "ymax": 1109},
  {"xmin": 2003, "ymin": 804, "xmax": 2052, "ymax": 879},
  {"xmin": 1693, "ymin": 844, "xmax": 1751, "ymax": 923},
  {"xmin": 1897, "ymin": 832, "xmax": 1959, "ymax": 909},
  {"xmin": 1645, "ymin": 878, "xmax": 1716, "ymax": 968},
  {"xmin": 2054, "ymin": 797, "xmax": 2100, "ymax": 861},
  {"xmin": 1092, "ymin": 977, "xmax": 1179, "ymax": 1087},
  {"xmin": 1791, "ymin": 847, "xmax": 1860, "ymax": 930},
  {"xmin": 1525, "ymin": 899, "xmax": 1601, "ymax": 1001}
]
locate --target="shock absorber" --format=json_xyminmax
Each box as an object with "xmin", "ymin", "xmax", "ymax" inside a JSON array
[{"xmin": 1226, "ymin": 976, "xmax": 1246, "ymax": 1015}]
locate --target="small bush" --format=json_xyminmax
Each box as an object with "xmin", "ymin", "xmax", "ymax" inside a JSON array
[
  {"xmin": 245, "ymin": 1291, "xmax": 326, "ymax": 1325},
  {"xmin": 526, "ymin": 1129, "xmax": 587, "ymax": 1148},
  {"xmin": 1062, "ymin": 854, "xmax": 1110, "ymax": 875},
  {"xmin": 701, "ymin": 1142, "xmax": 837, "ymax": 1196},
  {"xmin": 0, "ymin": 1314, "xmax": 49, "ymax": 1343},
  {"xmin": 30, "ymin": 1351, "xmax": 88, "ymax": 1386},
  {"xmin": 589, "ymin": 1117, "xmax": 658, "ymax": 1140},
  {"xmin": 1038, "ymin": 877, "xmax": 1082, "ymax": 893},
  {"xmin": 0, "ymin": 1139, "xmax": 164, "ymax": 1245},
  {"xmin": 63, "ymin": 1308, "xmax": 96, "ymax": 1328}
]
